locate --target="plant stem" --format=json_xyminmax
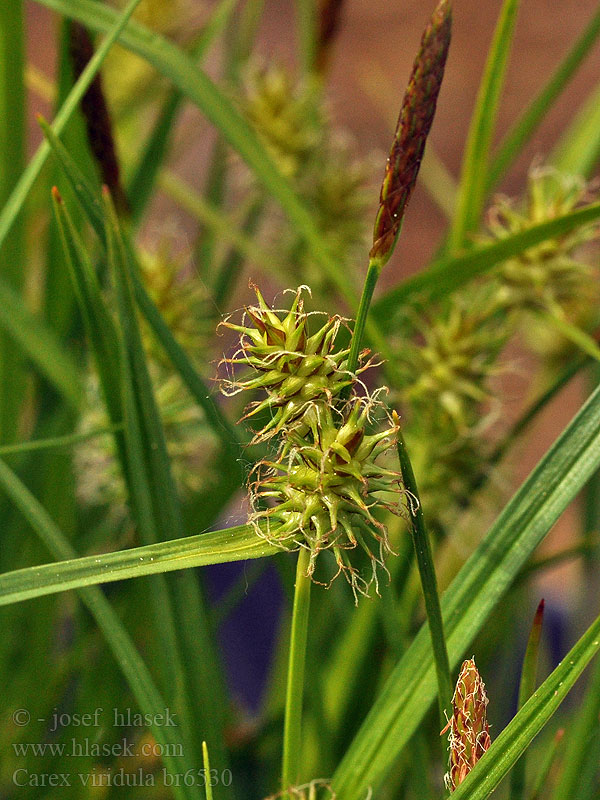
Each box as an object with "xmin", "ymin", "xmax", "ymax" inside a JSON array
[
  {"xmin": 0, "ymin": 0, "xmax": 26, "ymax": 443},
  {"xmin": 346, "ymin": 260, "xmax": 379, "ymax": 375},
  {"xmin": 395, "ymin": 426, "xmax": 453, "ymax": 725},
  {"xmin": 282, "ymin": 546, "xmax": 312, "ymax": 795}
]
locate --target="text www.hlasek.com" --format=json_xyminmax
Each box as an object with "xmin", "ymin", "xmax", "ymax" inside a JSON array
[{"xmin": 13, "ymin": 737, "xmax": 182, "ymax": 759}]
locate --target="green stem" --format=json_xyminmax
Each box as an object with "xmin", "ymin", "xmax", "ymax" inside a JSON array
[
  {"xmin": 282, "ymin": 547, "xmax": 312, "ymax": 795},
  {"xmin": 396, "ymin": 429, "xmax": 452, "ymax": 725},
  {"xmin": 346, "ymin": 260, "xmax": 380, "ymax": 376},
  {"xmin": 0, "ymin": 0, "xmax": 26, "ymax": 442}
]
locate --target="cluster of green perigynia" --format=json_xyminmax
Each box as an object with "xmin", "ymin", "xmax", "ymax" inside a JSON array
[
  {"xmin": 241, "ymin": 64, "xmax": 372, "ymax": 294},
  {"xmin": 219, "ymin": 284, "xmax": 372, "ymax": 443},
  {"xmin": 443, "ymin": 658, "xmax": 491, "ymax": 792},
  {"xmin": 401, "ymin": 291, "xmax": 507, "ymax": 434},
  {"xmin": 242, "ymin": 65, "xmax": 323, "ymax": 180},
  {"xmin": 76, "ymin": 245, "xmax": 215, "ymax": 518},
  {"xmin": 219, "ymin": 286, "xmax": 404, "ymax": 597},
  {"xmin": 489, "ymin": 166, "xmax": 599, "ymax": 319},
  {"xmin": 249, "ymin": 397, "xmax": 401, "ymax": 594}
]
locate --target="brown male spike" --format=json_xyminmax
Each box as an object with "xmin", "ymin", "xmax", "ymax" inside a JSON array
[
  {"xmin": 442, "ymin": 657, "xmax": 491, "ymax": 791},
  {"xmin": 370, "ymin": 0, "xmax": 452, "ymax": 266}
]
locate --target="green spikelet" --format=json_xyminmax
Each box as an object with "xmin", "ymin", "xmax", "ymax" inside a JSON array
[
  {"xmin": 248, "ymin": 394, "xmax": 403, "ymax": 598},
  {"xmin": 401, "ymin": 291, "xmax": 507, "ymax": 434},
  {"xmin": 219, "ymin": 285, "xmax": 371, "ymax": 442},
  {"xmin": 242, "ymin": 64, "xmax": 323, "ymax": 179},
  {"xmin": 488, "ymin": 166, "xmax": 599, "ymax": 316},
  {"xmin": 443, "ymin": 658, "xmax": 491, "ymax": 791}
]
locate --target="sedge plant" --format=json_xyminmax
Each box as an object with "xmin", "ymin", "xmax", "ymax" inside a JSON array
[{"xmin": 1, "ymin": 1, "xmax": 600, "ymax": 799}]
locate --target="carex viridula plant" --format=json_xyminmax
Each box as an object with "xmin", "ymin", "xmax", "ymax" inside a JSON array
[
  {"xmin": 219, "ymin": 285, "xmax": 401, "ymax": 597},
  {"xmin": 443, "ymin": 658, "xmax": 492, "ymax": 791},
  {"xmin": 220, "ymin": 0, "xmax": 452, "ymax": 599}
]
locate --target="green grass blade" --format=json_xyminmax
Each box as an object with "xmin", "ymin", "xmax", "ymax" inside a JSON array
[
  {"xmin": 0, "ymin": 277, "xmax": 82, "ymax": 407},
  {"xmin": 0, "ymin": 424, "xmax": 119, "ymax": 458},
  {"xmin": 551, "ymin": 652, "xmax": 600, "ymax": 800},
  {"xmin": 0, "ymin": 0, "xmax": 26, "ymax": 442},
  {"xmin": 448, "ymin": 0, "xmax": 520, "ymax": 250},
  {"xmin": 373, "ymin": 200, "xmax": 600, "ymax": 323},
  {"xmin": 449, "ymin": 618, "xmax": 600, "ymax": 800},
  {"xmin": 331, "ymin": 379, "xmax": 600, "ymax": 799},
  {"xmin": 551, "ymin": 81, "xmax": 600, "ymax": 178},
  {"xmin": 510, "ymin": 599, "xmax": 545, "ymax": 800},
  {"xmin": 488, "ymin": 6, "xmax": 600, "ymax": 189},
  {"xmin": 128, "ymin": 0, "xmax": 238, "ymax": 222},
  {"xmin": 396, "ymin": 427, "xmax": 452, "ymax": 725},
  {"xmin": 43, "ymin": 127, "xmax": 246, "ymax": 472},
  {"xmin": 530, "ymin": 729, "xmax": 564, "ymax": 800},
  {"xmin": 0, "ymin": 0, "xmax": 143, "ymax": 254},
  {"xmin": 33, "ymin": 0, "xmax": 360, "ymax": 312},
  {"xmin": 0, "ymin": 458, "xmax": 202, "ymax": 800},
  {"xmin": 0, "ymin": 525, "xmax": 277, "ymax": 607},
  {"xmin": 104, "ymin": 191, "xmax": 234, "ymax": 790}
]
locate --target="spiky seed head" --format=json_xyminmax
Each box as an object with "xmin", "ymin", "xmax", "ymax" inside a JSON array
[
  {"xmin": 488, "ymin": 166, "xmax": 600, "ymax": 316},
  {"xmin": 242, "ymin": 64, "xmax": 323, "ymax": 178},
  {"xmin": 443, "ymin": 658, "xmax": 491, "ymax": 791},
  {"xmin": 248, "ymin": 394, "xmax": 404, "ymax": 599},
  {"xmin": 401, "ymin": 292, "xmax": 507, "ymax": 434},
  {"xmin": 219, "ymin": 285, "xmax": 371, "ymax": 442}
]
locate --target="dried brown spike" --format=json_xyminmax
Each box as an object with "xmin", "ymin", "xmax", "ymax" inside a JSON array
[
  {"xmin": 443, "ymin": 657, "xmax": 491, "ymax": 791},
  {"xmin": 370, "ymin": 0, "xmax": 451, "ymax": 266}
]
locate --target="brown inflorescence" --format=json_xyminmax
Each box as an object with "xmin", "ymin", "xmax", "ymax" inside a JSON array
[
  {"xmin": 370, "ymin": 0, "xmax": 452, "ymax": 265},
  {"xmin": 443, "ymin": 657, "xmax": 491, "ymax": 791}
]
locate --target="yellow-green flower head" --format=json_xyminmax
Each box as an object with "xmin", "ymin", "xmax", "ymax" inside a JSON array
[
  {"xmin": 76, "ymin": 369, "xmax": 215, "ymax": 519},
  {"xmin": 401, "ymin": 293, "xmax": 506, "ymax": 433},
  {"xmin": 248, "ymin": 395, "xmax": 404, "ymax": 599},
  {"xmin": 242, "ymin": 64, "xmax": 323, "ymax": 179},
  {"xmin": 137, "ymin": 243, "xmax": 210, "ymax": 368},
  {"xmin": 288, "ymin": 136, "xmax": 373, "ymax": 295},
  {"xmin": 219, "ymin": 285, "xmax": 372, "ymax": 442},
  {"xmin": 443, "ymin": 658, "xmax": 491, "ymax": 792},
  {"xmin": 488, "ymin": 166, "xmax": 599, "ymax": 315}
]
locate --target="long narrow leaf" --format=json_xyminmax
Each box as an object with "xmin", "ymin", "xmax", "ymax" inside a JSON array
[
  {"xmin": 0, "ymin": 0, "xmax": 143, "ymax": 252},
  {"xmin": 44, "ymin": 122, "xmax": 247, "ymax": 480},
  {"xmin": 0, "ymin": 525, "xmax": 278, "ymax": 607},
  {"xmin": 0, "ymin": 458, "xmax": 204, "ymax": 800},
  {"xmin": 373, "ymin": 200, "xmax": 600, "ymax": 323},
  {"xmin": 331, "ymin": 379, "xmax": 600, "ymax": 799},
  {"xmin": 0, "ymin": 277, "xmax": 82, "ymax": 406},
  {"xmin": 551, "ymin": 81, "xmax": 600, "ymax": 178},
  {"xmin": 448, "ymin": 0, "xmax": 520, "ymax": 249},
  {"xmin": 488, "ymin": 6, "xmax": 600, "ymax": 189}
]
